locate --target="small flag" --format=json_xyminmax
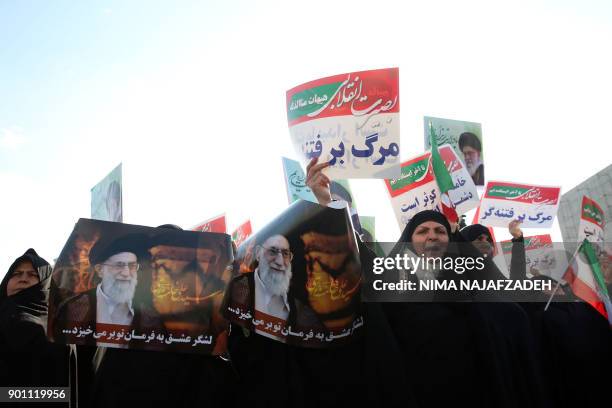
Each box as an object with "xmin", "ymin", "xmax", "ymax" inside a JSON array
[
  {"xmin": 429, "ymin": 122, "xmax": 458, "ymax": 223},
  {"xmin": 563, "ymin": 239, "xmax": 612, "ymax": 324}
]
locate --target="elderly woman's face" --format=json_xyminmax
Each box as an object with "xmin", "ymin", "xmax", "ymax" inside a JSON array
[
  {"xmin": 7, "ymin": 260, "xmax": 39, "ymax": 296},
  {"xmin": 411, "ymin": 221, "xmax": 449, "ymax": 258}
]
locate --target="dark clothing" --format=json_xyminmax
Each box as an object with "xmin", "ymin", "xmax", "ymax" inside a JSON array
[
  {"xmin": 57, "ymin": 287, "xmax": 234, "ymax": 407},
  {"xmin": 507, "ymin": 238, "xmax": 612, "ymax": 408},
  {"xmin": 471, "ymin": 164, "xmax": 484, "ymax": 185},
  {"xmin": 228, "ymin": 302, "xmax": 410, "ymax": 408},
  {"xmin": 228, "ymin": 319, "xmax": 366, "ymax": 408},
  {"xmin": 226, "ymin": 240, "xmax": 411, "ymax": 408},
  {"xmin": 91, "ymin": 347, "xmax": 235, "ymax": 408},
  {"xmin": 383, "ymin": 299, "xmax": 548, "ymax": 408},
  {"xmin": 383, "ymin": 213, "xmax": 547, "ymax": 407},
  {"xmin": 509, "ymin": 235, "xmax": 526, "ymax": 281},
  {"xmin": 383, "ymin": 301, "xmax": 480, "ymax": 406},
  {"xmin": 0, "ymin": 249, "xmax": 72, "ymax": 407},
  {"xmin": 521, "ymin": 300, "xmax": 611, "ymax": 408}
]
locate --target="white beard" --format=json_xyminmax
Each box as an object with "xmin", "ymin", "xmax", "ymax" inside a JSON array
[
  {"xmin": 101, "ymin": 272, "xmax": 137, "ymax": 304},
  {"xmin": 258, "ymin": 262, "xmax": 292, "ymax": 297},
  {"xmin": 465, "ymin": 157, "xmax": 482, "ymax": 176}
]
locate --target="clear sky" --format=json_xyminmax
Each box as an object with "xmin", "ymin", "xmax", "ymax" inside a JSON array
[{"xmin": 1, "ymin": 0, "xmax": 611, "ymax": 278}]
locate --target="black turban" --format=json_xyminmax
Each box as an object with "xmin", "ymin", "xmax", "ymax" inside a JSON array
[
  {"xmin": 88, "ymin": 234, "xmax": 145, "ymax": 266},
  {"xmin": 461, "ymin": 224, "xmax": 492, "ymax": 242},
  {"xmin": 398, "ymin": 210, "xmax": 452, "ymax": 244},
  {"xmin": 458, "ymin": 132, "xmax": 481, "ymax": 152}
]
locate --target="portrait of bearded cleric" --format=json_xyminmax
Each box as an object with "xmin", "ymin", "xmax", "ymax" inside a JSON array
[
  {"xmin": 224, "ymin": 200, "xmax": 363, "ymax": 347},
  {"xmin": 50, "ymin": 219, "xmax": 234, "ymax": 354}
]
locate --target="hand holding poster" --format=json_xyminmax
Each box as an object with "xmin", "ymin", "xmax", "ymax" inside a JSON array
[
  {"xmin": 478, "ymin": 182, "xmax": 561, "ymax": 228},
  {"xmin": 91, "ymin": 163, "xmax": 123, "ymax": 222},
  {"xmin": 49, "ymin": 219, "xmax": 234, "ymax": 354},
  {"xmin": 385, "ymin": 144, "xmax": 479, "ymax": 228},
  {"xmin": 281, "ymin": 157, "xmax": 364, "ymax": 234},
  {"xmin": 287, "ymin": 68, "xmax": 400, "ymax": 179},
  {"xmin": 223, "ymin": 200, "xmax": 363, "ymax": 347},
  {"xmin": 563, "ymin": 240, "xmax": 612, "ymax": 323}
]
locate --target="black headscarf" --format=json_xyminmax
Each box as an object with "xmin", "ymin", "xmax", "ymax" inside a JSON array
[
  {"xmin": 461, "ymin": 224, "xmax": 492, "ymax": 242},
  {"xmin": 395, "ymin": 210, "xmax": 500, "ymax": 282},
  {"xmin": 382, "ymin": 211, "xmax": 484, "ymax": 406},
  {"xmin": 391, "ymin": 210, "xmax": 454, "ymax": 262},
  {"xmin": 383, "ymin": 210, "xmax": 548, "ymax": 407},
  {"xmin": 0, "ymin": 249, "xmax": 71, "ymax": 391},
  {"xmin": 398, "ymin": 209, "xmax": 451, "ymax": 243},
  {"xmin": 0, "ymin": 248, "xmax": 53, "ymax": 329}
]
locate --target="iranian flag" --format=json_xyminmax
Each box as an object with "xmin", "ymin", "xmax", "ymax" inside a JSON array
[
  {"xmin": 429, "ymin": 123, "xmax": 458, "ymax": 223},
  {"xmin": 564, "ymin": 239, "xmax": 612, "ymax": 325}
]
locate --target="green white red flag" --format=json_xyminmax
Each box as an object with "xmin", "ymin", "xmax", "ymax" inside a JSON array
[
  {"xmin": 429, "ymin": 122, "xmax": 458, "ymax": 223},
  {"xmin": 385, "ymin": 145, "xmax": 478, "ymax": 229},
  {"xmin": 563, "ymin": 239, "xmax": 612, "ymax": 325}
]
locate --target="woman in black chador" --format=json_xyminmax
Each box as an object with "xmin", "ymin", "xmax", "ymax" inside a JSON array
[
  {"xmin": 0, "ymin": 249, "xmax": 72, "ymax": 403},
  {"xmin": 383, "ymin": 211, "xmax": 548, "ymax": 408}
]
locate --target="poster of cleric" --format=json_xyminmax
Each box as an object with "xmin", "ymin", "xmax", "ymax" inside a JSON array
[
  {"xmin": 223, "ymin": 200, "xmax": 364, "ymax": 347},
  {"xmin": 47, "ymin": 219, "xmax": 234, "ymax": 354}
]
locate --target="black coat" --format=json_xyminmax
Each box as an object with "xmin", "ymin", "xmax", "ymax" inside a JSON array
[
  {"xmin": 506, "ymin": 234, "xmax": 612, "ymax": 407},
  {"xmin": 90, "ymin": 346, "xmax": 236, "ymax": 408},
  {"xmin": 227, "ymin": 241, "xmax": 412, "ymax": 408},
  {"xmin": 382, "ymin": 217, "xmax": 548, "ymax": 408},
  {"xmin": 0, "ymin": 249, "xmax": 72, "ymax": 406},
  {"xmin": 521, "ymin": 298, "xmax": 612, "ymax": 408}
]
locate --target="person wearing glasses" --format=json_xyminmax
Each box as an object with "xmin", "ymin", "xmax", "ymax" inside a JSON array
[
  {"xmin": 56, "ymin": 234, "xmax": 160, "ymax": 348},
  {"xmin": 254, "ymin": 234, "xmax": 293, "ymax": 325}
]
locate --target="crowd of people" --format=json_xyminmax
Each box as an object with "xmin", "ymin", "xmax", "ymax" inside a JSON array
[{"xmin": 1, "ymin": 157, "xmax": 611, "ymax": 408}]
